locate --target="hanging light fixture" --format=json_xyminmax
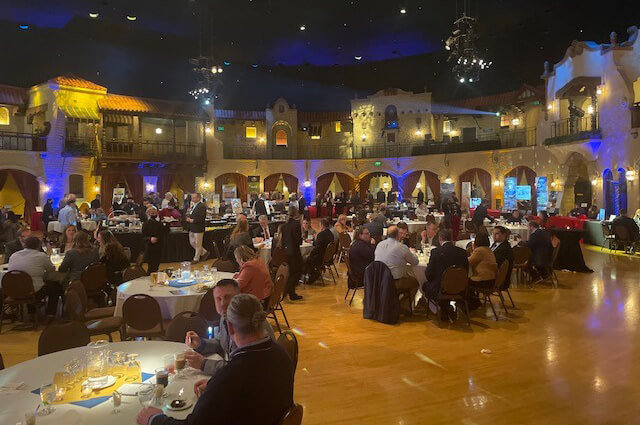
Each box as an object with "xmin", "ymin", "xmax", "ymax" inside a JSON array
[{"xmin": 444, "ymin": 9, "xmax": 492, "ymax": 83}]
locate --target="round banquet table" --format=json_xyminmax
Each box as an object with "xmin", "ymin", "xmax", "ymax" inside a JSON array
[
  {"xmin": 548, "ymin": 228, "xmax": 593, "ymax": 273},
  {"xmin": 254, "ymin": 240, "xmax": 314, "ymax": 264},
  {"xmin": 48, "ymin": 220, "xmax": 98, "ymax": 233},
  {"xmin": 115, "ymin": 273, "xmax": 235, "ymax": 319},
  {"xmin": 0, "ymin": 340, "xmax": 211, "ymax": 425}
]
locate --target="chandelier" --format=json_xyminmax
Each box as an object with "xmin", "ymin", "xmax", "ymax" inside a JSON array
[{"xmin": 445, "ymin": 14, "xmax": 492, "ymax": 83}]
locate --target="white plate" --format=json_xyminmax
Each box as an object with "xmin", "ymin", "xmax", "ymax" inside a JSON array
[
  {"xmin": 165, "ymin": 399, "xmax": 193, "ymax": 411},
  {"xmin": 83, "ymin": 375, "xmax": 116, "ymax": 390}
]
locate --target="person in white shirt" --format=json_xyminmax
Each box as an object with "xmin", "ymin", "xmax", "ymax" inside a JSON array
[
  {"xmin": 58, "ymin": 194, "xmax": 78, "ymax": 227},
  {"xmin": 8, "ymin": 236, "xmax": 61, "ymax": 315},
  {"xmin": 161, "ymin": 192, "xmax": 173, "ymax": 209},
  {"xmin": 374, "ymin": 223, "xmax": 419, "ymax": 299}
]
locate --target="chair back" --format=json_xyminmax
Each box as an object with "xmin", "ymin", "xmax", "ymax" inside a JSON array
[
  {"xmin": 601, "ymin": 223, "xmax": 611, "ymax": 237},
  {"xmin": 0, "ymin": 352, "xmax": 4, "ymax": 370},
  {"xmin": 277, "ymin": 404, "xmax": 304, "ymax": 425},
  {"xmin": 268, "ymin": 273, "xmax": 287, "ymax": 311},
  {"xmin": 338, "ymin": 232, "xmax": 352, "ymax": 250},
  {"xmin": 441, "ymin": 266, "xmax": 469, "ymax": 296},
  {"xmin": 323, "ymin": 241, "xmax": 337, "ymax": 265},
  {"xmin": 275, "ymin": 263, "xmax": 290, "ymax": 292},
  {"xmin": 211, "ymin": 241, "xmax": 221, "ymax": 259},
  {"xmin": 63, "ymin": 287, "xmax": 86, "ymax": 322},
  {"xmin": 123, "ymin": 265, "xmax": 146, "ymax": 282},
  {"xmin": 198, "ymin": 288, "xmax": 221, "ymax": 324},
  {"xmin": 345, "ymin": 252, "xmax": 363, "ymax": 289},
  {"xmin": 165, "ymin": 311, "xmax": 209, "ymax": 343},
  {"xmin": 270, "ymin": 245, "xmax": 288, "ymax": 269},
  {"xmin": 38, "ymin": 320, "xmax": 90, "ymax": 356},
  {"xmin": 80, "ymin": 263, "xmax": 108, "ymax": 292},
  {"xmin": 212, "ymin": 258, "xmax": 237, "ymax": 273},
  {"xmin": 495, "ymin": 260, "xmax": 511, "ymax": 291},
  {"xmin": 122, "ymin": 293, "xmax": 163, "ymax": 332},
  {"xmin": 1, "ymin": 271, "xmax": 35, "ymax": 300},
  {"xmin": 68, "ymin": 279, "xmax": 89, "ymax": 310},
  {"xmin": 613, "ymin": 223, "xmax": 630, "ymax": 241},
  {"xmin": 512, "ymin": 246, "xmax": 532, "ymax": 266},
  {"xmin": 277, "ymin": 330, "xmax": 299, "ymax": 374}
]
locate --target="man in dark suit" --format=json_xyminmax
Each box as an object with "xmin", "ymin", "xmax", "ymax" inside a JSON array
[
  {"xmin": 366, "ymin": 190, "xmax": 374, "ymax": 209},
  {"xmin": 90, "ymin": 194, "xmax": 101, "ymax": 210},
  {"xmin": 386, "ymin": 191, "xmax": 396, "ymax": 204},
  {"xmin": 364, "ymin": 215, "xmax": 384, "ymax": 243},
  {"xmin": 306, "ymin": 218, "xmax": 334, "ymax": 285},
  {"xmin": 417, "ymin": 188, "xmax": 424, "ymax": 205},
  {"xmin": 280, "ymin": 206, "xmax": 303, "ymax": 300},
  {"xmin": 251, "ymin": 215, "xmax": 272, "ymax": 240},
  {"xmin": 612, "ymin": 209, "xmax": 640, "ymax": 242},
  {"xmin": 424, "ymin": 229, "xmax": 469, "ymax": 321},
  {"xmin": 418, "ymin": 222, "xmax": 441, "ymax": 249},
  {"xmin": 491, "ymin": 226, "xmax": 514, "ymax": 285},
  {"xmin": 376, "ymin": 189, "xmax": 386, "ymax": 203},
  {"xmin": 297, "ymin": 192, "xmax": 307, "ymax": 218},
  {"xmin": 472, "ymin": 199, "xmax": 494, "ymax": 234},
  {"xmin": 3, "ymin": 227, "xmax": 31, "ymax": 264},
  {"xmin": 348, "ymin": 227, "xmax": 375, "ymax": 286},
  {"xmin": 349, "ymin": 190, "xmax": 360, "ymax": 208},
  {"xmin": 253, "ymin": 194, "xmax": 269, "ymax": 217},
  {"xmin": 186, "ymin": 192, "xmax": 209, "ymax": 264},
  {"xmin": 524, "ymin": 221, "xmax": 553, "ymax": 280}
]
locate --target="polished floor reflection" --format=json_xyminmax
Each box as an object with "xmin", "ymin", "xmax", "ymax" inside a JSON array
[{"xmin": 1, "ymin": 247, "xmax": 638, "ymax": 424}]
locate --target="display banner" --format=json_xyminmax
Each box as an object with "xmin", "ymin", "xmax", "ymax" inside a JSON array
[
  {"xmin": 535, "ymin": 176, "xmax": 548, "ymax": 213},
  {"xmin": 504, "ymin": 177, "xmax": 517, "ymax": 210}
]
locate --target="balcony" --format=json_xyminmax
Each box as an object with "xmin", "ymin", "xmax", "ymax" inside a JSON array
[
  {"xmin": 63, "ymin": 136, "xmax": 97, "ymax": 157},
  {"xmin": 632, "ymin": 102, "xmax": 640, "ymax": 129},
  {"xmin": 100, "ymin": 139, "xmax": 206, "ymax": 163},
  {"xmin": 544, "ymin": 114, "xmax": 601, "ymax": 146},
  {"xmin": 0, "ymin": 131, "xmax": 46, "ymax": 152}
]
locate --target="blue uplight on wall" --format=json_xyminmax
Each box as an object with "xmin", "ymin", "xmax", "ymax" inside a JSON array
[{"xmin": 19, "ymin": 24, "xmax": 30, "ymax": 30}]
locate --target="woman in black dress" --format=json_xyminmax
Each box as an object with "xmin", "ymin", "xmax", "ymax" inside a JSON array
[{"xmin": 142, "ymin": 207, "xmax": 164, "ymax": 273}]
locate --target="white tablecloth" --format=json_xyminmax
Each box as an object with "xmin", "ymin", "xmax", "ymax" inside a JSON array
[
  {"xmin": 0, "ymin": 340, "xmax": 211, "ymax": 425},
  {"xmin": 48, "ymin": 220, "xmax": 97, "ymax": 233},
  {"xmin": 115, "ymin": 273, "xmax": 234, "ymax": 320},
  {"xmin": 254, "ymin": 240, "xmax": 313, "ymax": 264}
]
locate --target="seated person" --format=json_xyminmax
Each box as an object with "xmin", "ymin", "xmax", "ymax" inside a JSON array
[
  {"xmin": 506, "ymin": 209, "xmax": 524, "ymax": 224},
  {"xmin": 364, "ymin": 214, "xmax": 384, "ymax": 243},
  {"xmin": 8, "ymin": 236, "xmax": 61, "ymax": 315},
  {"xmin": 587, "ymin": 204, "xmax": 600, "ymax": 220},
  {"xmin": 347, "ymin": 227, "xmax": 375, "ymax": 285},
  {"xmin": 423, "ymin": 229, "xmax": 469, "ymax": 321},
  {"xmin": 233, "ymin": 245, "xmax": 273, "ymax": 303},
  {"xmin": 468, "ymin": 233, "xmax": 498, "ymax": 288},
  {"xmin": 59, "ymin": 225, "xmax": 77, "ymax": 253},
  {"xmin": 159, "ymin": 200, "xmax": 182, "ymax": 225},
  {"xmin": 415, "ymin": 202, "xmax": 429, "ymax": 219},
  {"xmin": 97, "ymin": 230, "xmax": 131, "ymax": 286},
  {"xmin": 1, "ymin": 211, "xmax": 20, "ymax": 244},
  {"xmin": 140, "ymin": 294, "xmax": 292, "ymax": 425},
  {"xmin": 374, "ymin": 224, "xmax": 420, "ymax": 307},
  {"xmin": 374, "ymin": 205, "xmax": 388, "ymax": 226},
  {"xmin": 301, "ymin": 218, "xmax": 316, "ymax": 241},
  {"xmin": 183, "ymin": 280, "xmax": 275, "ymax": 376},
  {"xmin": 524, "ymin": 221, "xmax": 553, "ymax": 280},
  {"xmin": 306, "ymin": 219, "xmax": 334, "ymax": 284},
  {"xmin": 91, "ymin": 208, "xmax": 107, "ymax": 222},
  {"xmin": 334, "ymin": 214, "xmax": 352, "ymax": 234},
  {"xmin": 122, "ymin": 198, "xmax": 139, "ymax": 215},
  {"xmin": 418, "ymin": 222, "xmax": 441, "ymax": 250},
  {"xmin": 569, "ymin": 203, "xmax": 586, "ymax": 217},
  {"xmin": 612, "ymin": 209, "xmax": 640, "ymax": 242},
  {"xmin": 3, "ymin": 226, "xmax": 31, "ymax": 264},
  {"xmin": 251, "ymin": 215, "xmax": 272, "ymax": 240},
  {"xmin": 491, "ymin": 226, "xmax": 514, "ymax": 284},
  {"xmin": 58, "ymin": 231, "xmax": 100, "ymax": 284},
  {"xmin": 225, "ymin": 215, "xmax": 254, "ymax": 267}
]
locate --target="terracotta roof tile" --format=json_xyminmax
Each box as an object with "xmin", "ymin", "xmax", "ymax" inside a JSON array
[
  {"xmin": 98, "ymin": 94, "xmax": 206, "ymax": 119},
  {"xmin": 49, "ymin": 75, "xmax": 107, "ymax": 92},
  {"xmin": 0, "ymin": 84, "xmax": 28, "ymax": 106},
  {"xmin": 449, "ymin": 84, "xmax": 545, "ymax": 111}
]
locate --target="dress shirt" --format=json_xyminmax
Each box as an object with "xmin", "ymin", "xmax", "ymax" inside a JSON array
[
  {"xmin": 8, "ymin": 248, "xmax": 55, "ymax": 291},
  {"xmin": 58, "ymin": 205, "xmax": 77, "ymax": 227},
  {"xmin": 374, "ymin": 237, "xmax": 418, "ymax": 280}
]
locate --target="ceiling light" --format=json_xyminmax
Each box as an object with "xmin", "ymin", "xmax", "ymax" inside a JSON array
[
  {"xmin": 459, "ymin": 77, "xmax": 465, "ymax": 83},
  {"xmin": 400, "ymin": 8, "xmax": 406, "ymax": 14},
  {"xmin": 468, "ymin": 78, "xmax": 473, "ymax": 82},
  {"xmin": 204, "ymin": 99, "xmax": 211, "ymax": 105},
  {"xmin": 361, "ymin": 134, "xmax": 367, "ymax": 141},
  {"xmin": 354, "ymin": 56, "xmax": 363, "ymax": 61},
  {"xmin": 211, "ymin": 67, "xmax": 218, "ymax": 74},
  {"xmin": 304, "ymin": 180, "xmax": 312, "ymax": 188},
  {"xmin": 126, "ymin": 15, "xmax": 137, "ymax": 21},
  {"xmin": 493, "ymin": 179, "xmax": 500, "ymax": 187},
  {"xmin": 89, "ymin": 12, "xmax": 99, "ymax": 18},
  {"xmin": 300, "ymin": 25, "xmax": 306, "ymax": 31},
  {"xmin": 155, "ymin": 127, "xmax": 163, "ymax": 135},
  {"xmin": 445, "ymin": 177, "xmax": 453, "ymax": 184}
]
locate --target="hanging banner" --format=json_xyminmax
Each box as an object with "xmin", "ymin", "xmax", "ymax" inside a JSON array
[
  {"xmin": 535, "ymin": 176, "xmax": 548, "ymax": 213},
  {"xmin": 248, "ymin": 176, "xmax": 260, "ymax": 195},
  {"xmin": 222, "ymin": 184, "xmax": 237, "ymax": 201},
  {"xmin": 504, "ymin": 177, "xmax": 517, "ymax": 210}
]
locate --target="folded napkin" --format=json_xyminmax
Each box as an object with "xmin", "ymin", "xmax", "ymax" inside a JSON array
[
  {"xmin": 168, "ymin": 279, "xmax": 197, "ymax": 288},
  {"xmin": 0, "ymin": 381, "xmax": 26, "ymax": 394}
]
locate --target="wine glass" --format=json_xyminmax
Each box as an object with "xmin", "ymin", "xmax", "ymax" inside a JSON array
[
  {"xmin": 138, "ymin": 384, "xmax": 155, "ymax": 409},
  {"xmin": 39, "ymin": 383, "xmax": 56, "ymax": 415}
]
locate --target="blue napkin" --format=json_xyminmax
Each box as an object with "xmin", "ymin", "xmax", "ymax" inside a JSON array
[
  {"xmin": 168, "ymin": 279, "xmax": 197, "ymax": 288},
  {"xmin": 31, "ymin": 372, "xmax": 155, "ymax": 408}
]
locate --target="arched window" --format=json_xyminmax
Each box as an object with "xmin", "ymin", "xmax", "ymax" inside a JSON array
[
  {"xmin": 0, "ymin": 107, "xmax": 9, "ymax": 125},
  {"xmin": 384, "ymin": 105, "xmax": 398, "ymax": 129},
  {"xmin": 275, "ymin": 130, "xmax": 288, "ymax": 146}
]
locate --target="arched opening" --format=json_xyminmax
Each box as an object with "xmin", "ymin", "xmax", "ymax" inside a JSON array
[
  {"xmin": 0, "ymin": 169, "xmax": 40, "ymax": 224},
  {"xmin": 315, "ymin": 173, "xmax": 355, "ymax": 197},
  {"xmin": 401, "ymin": 170, "xmax": 440, "ymax": 204},
  {"xmin": 359, "ymin": 172, "xmax": 399, "ymax": 200},
  {"xmin": 560, "ymin": 152, "xmax": 591, "ymax": 214},
  {"xmin": 384, "ymin": 105, "xmax": 399, "ymax": 129},
  {"xmin": 0, "ymin": 106, "xmax": 9, "ymax": 126},
  {"xmin": 617, "ymin": 167, "xmax": 628, "ymax": 214},
  {"xmin": 603, "ymin": 169, "xmax": 614, "ymax": 216},
  {"xmin": 574, "ymin": 178, "xmax": 592, "ymax": 210},
  {"xmin": 215, "ymin": 172, "xmax": 248, "ymax": 202},
  {"xmin": 264, "ymin": 173, "xmax": 299, "ymax": 197},
  {"xmin": 459, "ymin": 168, "xmax": 492, "ymax": 208},
  {"xmin": 505, "ymin": 166, "xmax": 536, "ymax": 213},
  {"xmin": 275, "ymin": 129, "xmax": 288, "ymax": 146}
]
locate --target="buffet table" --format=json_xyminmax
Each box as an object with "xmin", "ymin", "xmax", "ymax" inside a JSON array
[{"xmin": 548, "ymin": 228, "xmax": 592, "ymax": 273}]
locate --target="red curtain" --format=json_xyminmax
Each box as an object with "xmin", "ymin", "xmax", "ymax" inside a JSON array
[
  {"xmin": 459, "ymin": 168, "xmax": 492, "ymax": 202},
  {"xmin": 402, "ymin": 171, "xmax": 422, "ymax": 200},
  {"xmin": 157, "ymin": 174, "xmax": 175, "ymax": 197},
  {"xmin": 506, "ymin": 166, "xmax": 537, "ymax": 212},
  {"xmin": 315, "ymin": 173, "xmax": 334, "ymax": 197},
  {"xmin": 263, "ymin": 174, "xmax": 280, "ymax": 193},
  {"xmin": 335, "ymin": 173, "xmax": 354, "ymax": 196},
  {"xmin": 175, "ymin": 173, "xmax": 195, "ymax": 194},
  {"xmin": 8, "ymin": 170, "xmax": 39, "ymax": 224},
  {"xmin": 236, "ymin": 174, "xmax": 248, "ymax": 201},
  {"xmin": 358, "ymin": 173, "xmax": 373, "ymax": 199},
  {"xmin": 100, "ymin": 173, "xmax": 124, "ymax": 212},
  {"xmin": 282, "ymin": 174, "xmax": 299, "ymax": 195},
  {"xmin": 425, "ymin": 171, "xmax": 440, "ymax": 203},
  {"xmin": 124, "ymin": 173, "xmax": 144, "ymax": 202},
  {"xmin": 215, "ymin": 173, "xmax": 247, "ymax": 201}
]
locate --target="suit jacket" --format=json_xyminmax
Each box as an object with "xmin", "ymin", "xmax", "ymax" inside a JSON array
[
  {"xmin": 492, "ymin": 241, "xmax": 514, "ymax": 287},
  {"xmin": 309, "ymin": 228, "xmax": 334, "ymax": 266},
  {"xmin": 417, "ymin": 190, "xmax": 424, "ymax": 204},
  {"xmin": 363, "ymin": 261, "xmax": 400, "ymax": 324},
  {"xmin": 188, "ymin": 201, "xmax": 207, "ymax": 233},
  {"xmin": 424, "ymin": 242, "xmax": 469, "ymax": 297},
  {"xmin": 525, "ymin": 228, "xmax": 553, "ymax": 268},
  {"xmin": 254, "ymin": 199, "xmax": 268, "ymax": 216},
  {"xmin": 376, "ymin": 191, "xmax": 386, "ymax": 203},
  {"xmin": 280, "ymin": 218, "xmax": 302, "ymax": 260},
  {"xmin": 298, "ymin": 196, "xmax": 306, "ymax": 211},
  {"xmin": 251, "ymin": 225, "xmax": 272, "ymax": 239},
  {"xmin": 156, "ymin": 338, "xmax": 292, "ymax": 425},
  {"xmin": 348, "ymin": 239, "xmax": 375, "ymax": 288},
  {"xmin": 472, "ymin": 205, "xmax": 490, "ymax": 225}
]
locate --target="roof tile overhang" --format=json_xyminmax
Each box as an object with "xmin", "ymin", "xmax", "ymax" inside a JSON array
[{"xmin": 99, "ymin": 93, "xmax": 207, "ymax": 120}]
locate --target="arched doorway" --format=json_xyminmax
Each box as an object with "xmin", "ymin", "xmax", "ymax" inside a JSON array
[
  {"xmin": 505, "ymin": 166, "xmax": 536, "ymax": 213},
  {"xmin": 561, "ymin": 153, "xmax": 591, "ymax": 214},
  {"xmin": 359, "ymin": 172, "xmax": 399, "ymax": 200},
  {"xmin": 401, "ymin": 170, "xmax": 440, "ymax": 203},
  {"xmin": 315, "ymin": 172, "xmax": 355, "ymax": 197},
  {"xmin": 574, "ymin": 178, "xmax": 592, "ymax": 209},
  {"xmin": 0, "ymin": 169, "xmax": 40, "ymax": 224},
  {"xmin": 603, "ymin": 169, "xmax": 614, "ymax": 216},
  {"xmin": 264, "ymin": 173, "xmax": 299, "ymax": 197},
  {"xmin": 215, "ymin": 173, "xmax": 248, "ymax": 201},
  {"xmin": 459, "ymin": 168, "xmax": 492, "ymax": 207}
]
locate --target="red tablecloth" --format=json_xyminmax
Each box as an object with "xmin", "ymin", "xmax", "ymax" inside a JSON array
[
  {"xmin": 30, "ymin": 211, "xmax": 42, "ymax": 231},
  {"xmin": 470, "ymin": 208, "xmax": 501, "ymax": 218},
  {"xmin": 546, "ymin": 216, "xmax": 587, "ymax": 230}
]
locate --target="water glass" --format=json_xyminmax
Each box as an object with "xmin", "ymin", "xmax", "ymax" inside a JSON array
[
  {"xmin": 80, "ymin": 382, "xmax": 92, "ymax": 399},
  {"xmin": 110, "ymin": 352, "xmax": 126, "ymax": 379},
  {"xmin": 212, "ymin": 267, "xmax": 218, "ymax": 283},
  {"xmin": 138, "ymin": 384, "xmax": 155, "ymax": 408},
  {"xmin": 112, "ymin": 390, "xmax": 122, "ymax": 414},
  {"xmin": 39, "ymin": 383, "xmax": 56, "ymax": 415},
  {"xmin": 24, "ymin": 411, "xmax": 36, "ymax": 425},
  {"xmin": 125, "ymin": 353, "xmax": 140, "ymax": 382}
]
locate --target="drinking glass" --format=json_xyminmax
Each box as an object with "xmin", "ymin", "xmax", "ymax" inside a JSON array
[
  {"xmin": 39, "ymin": 383, "xmax": 56, "ymax": 415},
  {"xmin": 163, "ymin": 354, "xmax": 175, "ymax": 374},
  {"xmin": 125, "ymin": 353, "xmax": 140, "ymax": 382},
  {"xmin": 174, "ymin": 352, "xmax": 186, "ymax": 377},
  {"xmin": 110, "ymin": 352, "xmax": 126, "ymax": 379},
  {"xmin": 112, "ymin": 390, "xmax": 122, "ymax": 414},
  {"xmin": 212, "ymin": 267, "xmax": 218, "ymax": 283},
  {"xmin": 80, "ymin": 381, "xmax": 92, "ymax": 399},
  {"xmin": 138, "ymin": 384, "xmax": 155, "ymax": 409}
]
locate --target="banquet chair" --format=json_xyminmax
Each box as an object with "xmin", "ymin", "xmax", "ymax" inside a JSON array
[
  {"xmin": 538, "ymin": 242, "xmax": 560, "ymax": 288},
  {"xmin": 612, "ymin": 223, "xmax": 635, "ymax": 254},
  {"xmin": 122, "ymin": 294, "xmax": 165, "ymax": 340},
  {"xmin": 123, "ymin": 265, "xmax": 147, "ymax": 282},
  {"xmin": 80, "ymin": 263, "xmax": 109, "ymax": 307},
  {"xmin": 211, "ymin": 259, "xmax": 237, "ymax": 273},
  {"xmin": 198, "ymin": 288, "xmax": 221, "ymax": 326},
  {"xmin": 425, "ymin": 266, "xmax": 471, "ymax": 326},
  {"xmin": 469, "ymin": 261, "xmax": 510, "ymax": 321},
  {"xmin": 337, "ymin": 232, "xmax": 352, "ymax": 263},
  {"xmin": 600, "ymin": 223, "xmax": 616, "ymax": 251},
  {"xmin": 210, "ymin": 241, "xmax": 222, "ymax": 260},
  {"xmin": 272, "ymin": 263, "xmax": 291, "ymax": 327},
  {"xmin": 277, "ymin": 330, "xmax": 299, "ymax": 375},
  {"xmin": 165, "ymin": 311, "xmax": 208, "ymax": 343},
  {"xmin": 277, "ymin": 403, "xmax": 303, "ymax": 425},
  {"xmin": 0, "ymin": 270, "xmax": 45, "ymax": 332},
  {"xmin": 38, "ymin": 320, "xmax": 91, "ymax": 356},
  {"xmin": 63, "ymin": 287, "xmax": 123, "ymax": 342},
  {"xmin": 266, "ymin": 272, "xmax": 288, "ymax": 333},
  {"xmin": 67, "ymin": 280, "xmax": 115, "ymax": 320},
  {"xmin": 269, "ymin": 245, "xmax": 288, "ymax": 277},
  {"xmin": 321, "ymin": 241, "xmax": 338, "ymax": 284},
  {"xmin": 344, "ymin": 252, "xmax": 363, "ymax": 306},
  {"xmin": 511, "ymin": 246, "xmax": 532, "ymax": 286}
]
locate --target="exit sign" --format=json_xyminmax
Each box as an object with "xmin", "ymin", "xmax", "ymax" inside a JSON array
[{"xmin": 374, "ymin": 161, "xmax": 382, "ymax": 167}]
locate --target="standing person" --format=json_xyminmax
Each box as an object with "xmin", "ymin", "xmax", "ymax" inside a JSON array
[
  {"xmin": 90, "ymin": 194, "xmax": 101, "ymax": 210},
  {"xmin": 279, "ymin": 206, "xmax": 303, "ymax": 300},
  {"xmin": 325, "ymin": 192, "xmax": 333, "ymax": 219},
  {"xmin": 142, "ymin": 207, "xmax": 164, "ymax": 274},
  {"xmin": 366, "ymin": 190, "xmax": 374, "ymax": 210},
  {"xmin": 417, "ymin": 188, "xmax": 425, "ymax": 205},
  {"xmin": 58, "ymin": 194, "xmax": 78, "ymax": 227},
  {"xmin": 254, "ymin": 193, "xmax": 269, "ymax": 217},
  {"xmin": 376, "ymin": 188, "xmax": 386, "ymax": 204},
  {"xmin": 297, "ymin": 192, "xmax": 307, "ymax": 219},
  {"xmin": 315, "ymin": 192, "xmax": 324, "ymax": 217},
  {"xmin": 42, "ymin": 199, "xmax": 54, "ymax": 232},
  {"xmin": 57, "ymin": 194, "xmax": 68, "ymax": 212},
  {"xmin": 472, "ymin": 199, "xmax": 493, "ymax": 234},
  {"xmin": 186, "ymin": 192, "xmax": 209, "ymax": 264}
]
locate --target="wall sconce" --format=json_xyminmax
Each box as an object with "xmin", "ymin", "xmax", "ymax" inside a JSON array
[
  {"xmin": 94, "ymin": 185, "xmax": 100, "ymax": 192},
  {"xmin": 44, "ymin": 185, "xmax": 51, "ymax": 192},
  {"xmin": 596, "ymin": 86, "xmax": 603, "ymax": 95},
  {"xmin": 202, "ymin": 181, "xmax": 211, "ymax": 189},
  {"xmin": 547, "ymin": 104, "xmax": 552, "ymax": 111},
  {"xmin": 361, "ymin": 134, "xmax": 367, "ymax": 141},
  {"xmin": 493, "ymin": 179, "xmax": 500, "ymax": 187},
  {"xmin": 449, "ymin": 130, "xmax": 459, "ymax": 137},
  {"xmin": 626, "ymin": 169, "xmax": 636, "ymax": 181},
  {"xmin": 382, "ymin": 182, "xmax": 389, "ymax": 190},
  {"xmin": 587, "ymin": 105, "xmax": 594, "ymax": 115},
  {"xmin": 304, "ymin": 180, "xmax": 311, "ymax": 188},
  {"xmin": 415, "ymin": 130, "xmax": 422, "ymax": 136},
  {"xmin": 511, "ymin": 117, "xmax": 520, "ymax": 126},
  {"xmin": 551, "ymin": 181, "xmax": 557, "ymax": 188},
  {"xmin": 155, "ymin": 127, "xmax": 163, "ymax": 135},
  {"xmin": 205, "ymin": 127, "xmax": 212, "ymax": 134},
  {"xmin": 591, "ymin": 178, "xmax": 598, "ymax": 186}
]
